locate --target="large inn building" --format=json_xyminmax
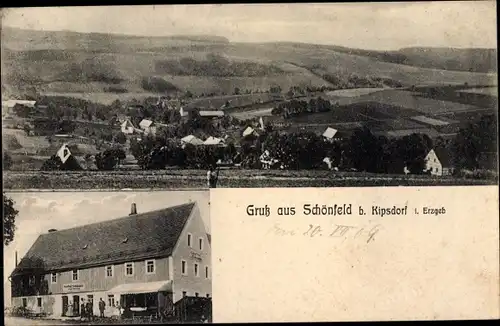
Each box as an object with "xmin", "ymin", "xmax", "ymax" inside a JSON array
[{"xmin": 9, "ymin": 202, "xmax": 211, "ymax": 318}]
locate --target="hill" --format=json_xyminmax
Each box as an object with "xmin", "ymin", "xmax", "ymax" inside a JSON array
[{"xmin": 1, "ymin": 27, "xmax": 497, "ymax": 102}]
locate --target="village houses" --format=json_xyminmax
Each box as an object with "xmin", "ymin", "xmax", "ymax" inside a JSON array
[{"xmin": 9, "ymin": 202, "xmax": 211, "ymax": 319}]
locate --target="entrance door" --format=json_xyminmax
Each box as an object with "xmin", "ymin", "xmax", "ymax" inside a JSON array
[
  {"xmin": 73, "ymin": 295, "xmax": 80, "ymax": 315},
  {"xmin": 62, "ymin": 296, "xmax": 68, "ymax": 316}
]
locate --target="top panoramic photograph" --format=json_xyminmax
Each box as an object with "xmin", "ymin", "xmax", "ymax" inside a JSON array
[{"xmin": 1, "ymin": 2, "xmax": 498, "ymax": 190}]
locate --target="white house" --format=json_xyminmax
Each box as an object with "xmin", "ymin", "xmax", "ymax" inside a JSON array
[
  {"xmin": 203, "ymin": 136, "xmax": 224, "ymax": 146},
  {"xmin": 322, "ymin": 127, "xmax": 340, "ymax": 142},
  {"xmin": 424, "ymin": 148, "xmax": 453, "ymax": 176},
  {"xmin": 181, "ymin": 135, "xmax": 204, "ymax": 146},
  {"xmin": 242, "ymin": 126, "xmax": 259, "ymax": 138},
  {"xmin": 120, "ymin": 119, "xmax": 136, "ymax": 135},
  {"xmin": 139, "ymin": 119, "xmax": 157, "ymax": 136}
]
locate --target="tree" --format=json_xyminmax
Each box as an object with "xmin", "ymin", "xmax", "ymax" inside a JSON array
[
  {"xmin": 114, "ymin": 132, "xmax": 127, "ymax": 144},
  {"xmin": 233, "ymin": 87, "xmax": 241, "ymax": 95},
  {"xmin": 4, "ymin": 194, "xmax": 19, "ymax": 246},
  {"xmin": 452, "ymin": 114, "xmax": 497, "ymax": 170}
]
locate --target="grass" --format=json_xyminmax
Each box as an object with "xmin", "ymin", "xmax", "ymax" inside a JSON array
[{"xmin": 3, "ymin": 169, "xmax": 496, "ymax": 189}]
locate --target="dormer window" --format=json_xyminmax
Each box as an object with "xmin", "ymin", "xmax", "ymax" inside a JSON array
[
  {"xmin": 199, "ymin": 238, "xmax": 203, "ymax": 250},
  {"xmin": 187, "ymin": 234, "xmax": 192, "ymax": 247},
  {"xmin": 82, "ymin": 244, "xmax": 88, "ymax": 249},
  {"xmin": 122, "ymin": 238, "xmax": 128, "ymax": 243}
]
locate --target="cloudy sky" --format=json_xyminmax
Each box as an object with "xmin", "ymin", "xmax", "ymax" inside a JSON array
[
  {"xmin": 3, "ymin": 191, "xmax": 209, "ymax": 306},
  {"xmin": 1, "ymin": 2, "xmax": 497, "ymax": 50}
]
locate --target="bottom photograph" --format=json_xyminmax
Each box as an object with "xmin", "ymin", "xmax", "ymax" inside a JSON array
[{"xmin": 3, "ymin": 190, "xmax": 211, "ymax": 325}]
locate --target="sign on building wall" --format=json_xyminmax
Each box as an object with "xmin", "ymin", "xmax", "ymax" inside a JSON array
[
  {"xmin": 190, "ymin": 251, "xmax": 202, "ymax": 262},
  {"xmin": 63, "ymin": 283, "xmax": 85, "ymax": 292}
]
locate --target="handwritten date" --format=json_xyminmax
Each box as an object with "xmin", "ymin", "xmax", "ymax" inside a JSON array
[{"xmin": 268, "ymin": 223, "xmax": 382, "ymax": 243}]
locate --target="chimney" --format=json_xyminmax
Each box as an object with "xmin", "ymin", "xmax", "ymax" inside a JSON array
[
  {"xmin": 15, "ymin": 251, "xmax": 18, "ymax": 267},
  {"xmin": 48, "ymin": 229, "xmax": 57, "ymax": 233},
  {"xmin": 130, "ymin": 203, "xmax": 137, "ymax": 216}
]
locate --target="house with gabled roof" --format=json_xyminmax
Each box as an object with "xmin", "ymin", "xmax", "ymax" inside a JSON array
[
  {"xmin": 322, "ymin": 127, "xmax": 341, "ymax": 142},
  {"xmin": 9, "ymin": 202, "xmax": 211, "ymax": 319},
  {"xmin": 424, "ymin": 148, "xmax": 453, "ymax": 176},
  {"xmin": 120, "ymin": 119, "xmax": 137, "ymax": 135},
  {"xmin": 139, "ymin": 119, "xmax": 157, "ymax": 136}
]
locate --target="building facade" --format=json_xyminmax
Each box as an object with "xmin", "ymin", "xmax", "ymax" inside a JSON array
[{"xmin": 10, "ymin": 202, "xmax": 211, "ymax": 319}]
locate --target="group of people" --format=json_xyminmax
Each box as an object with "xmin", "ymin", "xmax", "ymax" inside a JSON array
[{"xmin": 65, "ymin": 298, "xmax": 107, "ymax": 320}]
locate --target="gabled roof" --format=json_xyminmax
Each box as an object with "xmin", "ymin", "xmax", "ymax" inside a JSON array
[
  {"xmin": 242, "ymin": 126, "xmax": 256, "ymax": 137},
  {"xmin": 199, "ymin": 111, "xmax": 224, "ymax": 117},
  {"xmin": 204, "ymin": 136, "xmax": 224, "ymax": 145},
  {"xmin": 12, "ymin": 203, "xmax": 196, "ymax": 275},
  {"xmin": 322, "ymin": 127, "xmax": 338, "ymax": 139},
  {"xmin": 181, "ymin": 135, "xmax": 204, "ymax": 146},
  {"xmin": 139, "ymin": 119, "xmax": 154, "ymax": 129},
  {"xmin": 121, "ymin": 120, "xmax": 135, "ymax": 128}
]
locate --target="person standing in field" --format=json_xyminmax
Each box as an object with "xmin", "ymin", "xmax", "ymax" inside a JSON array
[{"xmin": 207, "ymin": 165, "xmax": 220, "ymax": 188}]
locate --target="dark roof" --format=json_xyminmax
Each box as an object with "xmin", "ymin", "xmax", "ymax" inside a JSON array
[
  {"xmin": 12, "ymin": 203, "xmax": 196, "ymax": 276},
  {"xmin": 433, "ymin": 147, "xmax": 452, "ymax": 167}
]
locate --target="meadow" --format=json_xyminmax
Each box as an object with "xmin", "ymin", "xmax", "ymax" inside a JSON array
[{"xmin": 3, "ymin": 169, "xmax": 496, "ymax": 190}]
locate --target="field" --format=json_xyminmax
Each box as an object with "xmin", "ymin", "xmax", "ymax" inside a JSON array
[
  {"xmin": 2, "ymin": 27, "xmax": 497, "ymax": 101},
  {"xmin": 3, "ymin": 170, "xmax": 496, "ymax": 190}
]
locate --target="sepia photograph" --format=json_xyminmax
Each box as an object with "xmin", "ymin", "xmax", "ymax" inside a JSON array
[
  {"xmin": 3, "ymin": 191, "xmax": 212, "ymax": 325},
  {"xmin": 1, "ymin": 2, "xmax": 498, "ymax": 190}
]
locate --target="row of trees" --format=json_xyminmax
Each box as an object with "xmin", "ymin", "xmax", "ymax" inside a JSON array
[{"xmin": 271, "ymin": 97, "xmax": 333, "ymax": 118}]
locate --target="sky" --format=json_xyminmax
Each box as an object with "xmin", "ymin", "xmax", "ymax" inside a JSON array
[
  {"xmin": 3, "ymin": 190, "xmax": 210, "ymax": 306},
  {"xmin": 1, "ymin": 2, "xmax": 497, "ymax": 50}
]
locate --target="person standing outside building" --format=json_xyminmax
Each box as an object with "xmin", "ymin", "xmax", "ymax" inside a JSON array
[
  {"xmin": 99, "ymin": 298, "xmax": 106, "ymax": 318},
  {"xmin": 80, "ymin": 299, "xmax": 86, "ymax": 321},
  {"xmin": 86, "ymin": 299, "xmax": 93, "ymax": 321}
]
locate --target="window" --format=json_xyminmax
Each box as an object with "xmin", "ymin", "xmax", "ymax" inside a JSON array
[
  {"xmin": 51, "ymin": 273, "xmax": 57, "ymax": 284},
  {"xmin": 22, "ymin": 298, "xmax": 27, "ymax": 307},
  {"xmin": 187, "ymin": 234, "xmax": 192, "ymax": 247},
  {"xmin": 182, "ymin": 291, "xmax": 187, "ymax": 298},
  {"xmin": 125, "ymin": 262, "xmax": 134, "ymax": 276},
  {"xmin": 194, "ymin": 263, "xmax": 199, "ymax": 277},
  {"xmin": 108, "ymin": 295, "xmax": 115, "ymax": 307},
  {"xmin": 199, "ymin": 238, "xmax": 203, "ymax": 250},
  {"xmin": 205, "ymin": 266, "xmax": 209, "ymax": 279},
  {"xmin": 145, "ymin": 260, "xmax": 155, "ymax": 274},
  {"xmin": 37, "ymin": 298, "xmax": 42, "ymax": 307},
  {"xmin": 181, "ymin": 260, "xmax": 187, "ymax": 275},
  {"xmin": 105, "ymin": 266, "xmax": 113, "ymax": 278},
  {"xmin": 195, "ymin": 292, "xmax": 199, "ymax": 297},
  {"xmin": 29, "ymin": 275, "xmax": 35, "ymax": 286},
  {"xmin": 206, "ymin": 294, "xmax": 210, "ymax": 298},
  {"xmin": 72, "ymin": 269, "xmax": 79, "ymax": 281}
]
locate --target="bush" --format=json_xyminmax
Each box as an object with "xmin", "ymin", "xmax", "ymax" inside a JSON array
[
  {"xmin": 3, "ymin": 152, "xmax": 13, "ymax": 170},
  {"xmin": 95, "ymin": 148, "xmax": 126, "ymax": 171},
  {"xmin": 40, "ymin": 155, "xmax": 83, "ymax": 171}
]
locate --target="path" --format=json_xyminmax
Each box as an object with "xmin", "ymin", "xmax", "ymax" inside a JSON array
[{"xmin": 4, "ymin": 316, "xmax": 72, "ymax": 325}]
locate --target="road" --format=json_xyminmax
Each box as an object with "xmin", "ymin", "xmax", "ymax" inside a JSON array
[{"xmin": 4, "ymin": 316, "xmax": 72, "ymax": 325}]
